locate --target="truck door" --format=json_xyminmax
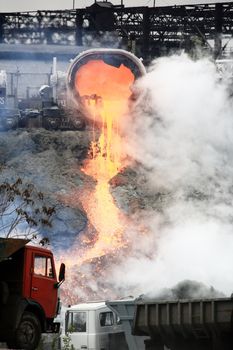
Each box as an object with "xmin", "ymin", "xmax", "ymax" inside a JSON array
[
  {"xmin": 31, "ymin": 254, "xmax": 58, "ymax": 318},
  {"xmin": 67, "ymin": 311, "xmax": 88, "ymax": 350},
  {"xmin": 98, "ymin": 311, "xmax": 115, "ymax": 350}
]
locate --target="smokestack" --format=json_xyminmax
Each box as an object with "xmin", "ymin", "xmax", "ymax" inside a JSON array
[{"xmin": 51, "ymin": 56, "xmax": 57, "ymax": 102}]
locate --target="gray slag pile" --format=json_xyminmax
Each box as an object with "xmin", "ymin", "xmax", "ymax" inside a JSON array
[{"xmin": 0, "ymin": 129, "xmax": 91, "ymax": 249}]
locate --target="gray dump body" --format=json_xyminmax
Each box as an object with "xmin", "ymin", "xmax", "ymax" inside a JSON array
[
  {"xmin": 106, "ymin": 299, "xmax": 147, "ymax": 350},
  {"xmin": 133, "ymin": 297, "xmax": 233, "ymax": 350}
]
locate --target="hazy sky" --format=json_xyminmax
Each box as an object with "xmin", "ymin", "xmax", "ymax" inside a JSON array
[{"xmin": 0, "ymin": 0, "xmax": 229, "ymax": 12}]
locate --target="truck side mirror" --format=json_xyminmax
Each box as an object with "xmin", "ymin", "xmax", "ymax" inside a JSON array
[
  {"xmin": 55, "ymin": 263, "xmax": 65, "ymax": 288},
  {"xmin": 59, "ymin": 263, "xmax": 65, "ymax": 282}
]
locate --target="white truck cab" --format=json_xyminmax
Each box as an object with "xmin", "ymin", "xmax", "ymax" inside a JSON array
[{"xmin": 60, "ymin": 302, "xmax": 128, "ymax": 350}]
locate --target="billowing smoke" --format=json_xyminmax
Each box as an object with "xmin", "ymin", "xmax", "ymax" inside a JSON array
[
  {"xmin": 107, "ymin": 54, "xmax": 233, "ymax": 298},
  {"xmin": 2, "ymin": 53, "xmax": 232, "ymax": 302}
]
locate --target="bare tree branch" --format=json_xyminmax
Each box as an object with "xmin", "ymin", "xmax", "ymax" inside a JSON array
[{"xmin": 0, "ymin": 178, "xmax": 55, "ymax": 243}]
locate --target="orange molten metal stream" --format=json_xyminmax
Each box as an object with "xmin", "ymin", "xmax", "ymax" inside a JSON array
[{"xmin": 75, "ymin": 60, "xmax": 135, "ymax": 262}]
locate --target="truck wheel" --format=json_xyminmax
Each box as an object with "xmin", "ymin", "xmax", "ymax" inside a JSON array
[{"xmin": 9, "ymin": 311, "xmax": 41, "ymax": 350}]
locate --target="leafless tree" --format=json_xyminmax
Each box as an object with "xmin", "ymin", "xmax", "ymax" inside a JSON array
[{"xmin": 0, "ymin": 177, "xmax": 55, "ymax": 243}]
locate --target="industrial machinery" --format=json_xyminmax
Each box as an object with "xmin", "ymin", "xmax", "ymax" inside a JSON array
[
  {"xmin": 0, "ymin": 49, "xmax": 146, "ymax": 131},
  {"xmin": 67, "ymin": 48, "xmax": 146, "ymax": 121},
  {"xmin": 0, "ymin": 70, "xmax": 20, "ymax": 130},
  {"xmin": 38, "ymin": 69, "xmax": 86, "ymax": 131}
]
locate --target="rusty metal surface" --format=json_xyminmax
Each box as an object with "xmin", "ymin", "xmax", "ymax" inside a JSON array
[{"xmin": 0, "ymin": 238, "xmax": 29, "ymax": 261}]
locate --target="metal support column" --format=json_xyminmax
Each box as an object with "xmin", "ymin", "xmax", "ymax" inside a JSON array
[
  {"xmin": 45, "ymin": 29, "xmax": 53, "ymax": 45},
  {"xmin": 75, "ymin": 10, "xmax": 83, "ymax": 46},
  {"xmin": 0, "ymin": 15, "xmax": 5, "ymax": 44},
  {"xmin": 214, "ymin": 3, "xmax": 223, "ymax": 59},
  {"xmin": 142, "ymin": 7, "xmax": 150, "ymax": 60}
]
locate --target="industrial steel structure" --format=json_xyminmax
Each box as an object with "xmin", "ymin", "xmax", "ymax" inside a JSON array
[{"xmin": 0, "ymin": 1, "xmax": 233, "ymax": 59}]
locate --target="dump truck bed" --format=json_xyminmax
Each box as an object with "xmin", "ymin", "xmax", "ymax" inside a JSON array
[
  {"xmin": 133, "ymin": 297, "xmax": 233, "ymax": 350},
  {"xmin": 0, "ymin": 238, "xmax": 29, "ymax": 262},
  {"xmin": 133, "ymin": 297, "xmax": 233, "ymax": 337},
  {"xmin": 108, "ymin": 297, "xmax": 233, "ymax": 350},
  {"xmin": 106, "ymin": 299, "xmax": 147, "ymax": 350}
]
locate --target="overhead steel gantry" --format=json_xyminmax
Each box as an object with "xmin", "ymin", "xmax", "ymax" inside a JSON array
[{"xmin": 0, "ymin": 1, "xmax": 232, "ymax": 59}]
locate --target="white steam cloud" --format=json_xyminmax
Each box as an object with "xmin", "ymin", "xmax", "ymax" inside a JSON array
[{"xmin": 111, "ymin": 54, "xmax": 233, "ymax": 297}]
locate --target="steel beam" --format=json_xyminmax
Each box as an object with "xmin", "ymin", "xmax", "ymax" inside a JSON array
[{"xmin": 0, "ymin": 2, "xmax": 233, "ymax": 59}]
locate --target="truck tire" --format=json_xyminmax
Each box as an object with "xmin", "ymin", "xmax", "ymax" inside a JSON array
[{"xmin": 8, "ymin": 311, "xmax": 41, "ymax": 350}]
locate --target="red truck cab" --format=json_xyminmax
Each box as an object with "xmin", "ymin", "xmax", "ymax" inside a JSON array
[{"xmin": 0, "ymin": 238, "xmax": 65, "ymax": 350}]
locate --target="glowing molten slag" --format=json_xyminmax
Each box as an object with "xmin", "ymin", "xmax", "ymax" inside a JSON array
[{"xmin": 75, "ymin": 60, "xmax": 135, "ymax": 262}]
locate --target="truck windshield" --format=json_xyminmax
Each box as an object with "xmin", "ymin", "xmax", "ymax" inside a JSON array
[{"xmin": 34, "ymin": 255, "xmax": 54, "ymax": 278}]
